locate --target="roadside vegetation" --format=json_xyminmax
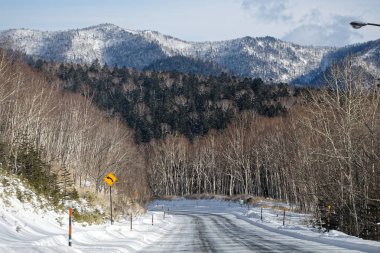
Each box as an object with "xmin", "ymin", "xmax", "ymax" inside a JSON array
[{"xmin": 0, "ymin": 49, "xmax": 379, "ymax": 240}]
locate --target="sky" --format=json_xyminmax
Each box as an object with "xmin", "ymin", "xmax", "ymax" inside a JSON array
[{"xmin": 0, "ymin": 0, "xmax": 379, "ymax": 47}]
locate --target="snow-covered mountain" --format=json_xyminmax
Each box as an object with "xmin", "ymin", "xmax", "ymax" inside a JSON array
[{"xmin": 0, "ymin": 24, "xmax": 378, "ymax": 83}]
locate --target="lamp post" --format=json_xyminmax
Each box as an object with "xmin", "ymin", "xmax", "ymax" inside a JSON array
[{"xmin": 350, "ymin": 21, "xmax": 380, "ymax": 29}]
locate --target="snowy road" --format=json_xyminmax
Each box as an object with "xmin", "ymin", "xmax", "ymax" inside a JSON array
[
  {"xmin": 1, "ymin": 196, "xmax": 380, "ymax": 253},
  {"xmin": 140, "ymin": 210, "xmax": 367, "ymax": 252}
]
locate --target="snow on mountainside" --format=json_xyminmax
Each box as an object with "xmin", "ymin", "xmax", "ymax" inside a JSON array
[
  {"xmin": 138, "ymin": 30, "xmax": 194, "ymax": 56},
  {"xmin": 0, "ymin": 24, "xmax": 167, "ymax": 69},
  {"xmin": 350, "ymin": 40, "xmax": 380, "ymax": 79},
  {"xmin": 109, "ymin": 25, "xmax": 333, "ymax": 83},
  {"xmin": 0, "ymin": 24, "xmax": 378, "ymax": 84},
  {"xmin": 293, "ymin": 39, "xmax": 380, "ymax": 85}
]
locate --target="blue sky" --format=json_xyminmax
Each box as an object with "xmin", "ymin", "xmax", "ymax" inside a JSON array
[{"xmin": 0, "ymin": 0, "xmax": 379, "ymax": 46}]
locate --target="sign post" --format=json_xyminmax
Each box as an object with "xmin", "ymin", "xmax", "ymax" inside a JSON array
[
  {"xmin": 103, "ymin": 172, "xmax": 117, "ymax": 225},
  {"xmin": 110, "ymin": 186, "xmax": 113, "ymax": 225}
]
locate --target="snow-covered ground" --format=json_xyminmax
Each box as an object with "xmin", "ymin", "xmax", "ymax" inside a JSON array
[
  {"xmin": 1, "ymin": 175, "xmax": 379, "ymax": 252},
  {"xmin": 0, "ymin": 175, "xmax": 171, "ymax": 253}
]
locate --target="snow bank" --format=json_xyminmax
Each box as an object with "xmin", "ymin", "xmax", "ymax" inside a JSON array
[{"xmin": 0, "ymin": 173, "xmax": 175, "ymax": 252}]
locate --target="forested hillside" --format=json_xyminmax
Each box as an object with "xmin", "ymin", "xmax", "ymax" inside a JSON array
[
  {"xmin": 34, "ymin": 60, "xmax": 290, "ymax": 142},
  {"xmin": 143, "ymin": 59, "xmax": 380, "ymax": 240},
  {"xmin": 28, "ymin": 57, "xmax": 380, "ymax": 240},
  {"xmin": 143, "ymin": 55, "xmax": 229, "ymax": 77},
  {"xmin": 0, "ymin": 51, "xmax": 148, "ymax": 210},
  {"xmin": 1, "ymin": 50, "xmax": 379, "ymax": 241}
]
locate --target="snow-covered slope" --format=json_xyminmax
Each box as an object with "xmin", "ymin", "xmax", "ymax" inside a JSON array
[
  {"xmin": 292, "ymin": 39, "xmax": 380, "ymax": 85},
  {"xmin": 0, "ymin": 24, "xmax": 167, "ymax": 69},
  {"xmin": 0, "ymin": 24, "xmax": 378, "ymax": 84},
  {"xmin": 0, "ymin": 172, "xmax": 172, "ymax": 253},
  {"xmin": 0, "ymin": 24, "xmax": 330, "ymax": 82},
  {"xmin": 1, "ymin": 173, "xmax": 379, "ymax": 253}
]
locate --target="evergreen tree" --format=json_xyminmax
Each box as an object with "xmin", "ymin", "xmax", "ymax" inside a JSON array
[
  {"xmin": 37, "ymin": 61, "xmax": 291, "ymax": 143},
  {"xmin": 10, "ymin": 136, "xmax": 62, "ymax": 204},
  {"xmin": 58, "ymin": 164, "xmax": 73, "ymax": 199},
  {"xmin": 89, "ymin": 58, "xmax": 101, "ymax": 72}
]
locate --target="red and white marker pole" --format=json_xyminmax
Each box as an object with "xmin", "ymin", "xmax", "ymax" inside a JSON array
[{"xmin": 69, "ymin": 207, "xmax": 72, "ymax": 246}]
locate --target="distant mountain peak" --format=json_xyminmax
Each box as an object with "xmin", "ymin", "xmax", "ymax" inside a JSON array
[
  {"xmin": 0, "ymin": 24, "xmax": 377, "ymax": 84},
  {"xmin": 93, "ymin": 23, "xmax": 120, "ymax": 28},
  {"xmin": 80, "ymin": 23, "xmax": 126, "ymax": 33}
]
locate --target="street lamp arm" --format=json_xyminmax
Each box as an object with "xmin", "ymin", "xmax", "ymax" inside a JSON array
[
  {"xmin": 367, "ymin": 23, "xmax": 380, "ymax": 27},
  {"xmin": 350, "ymin": 21, "xmax": 380, "ymax": 29}
]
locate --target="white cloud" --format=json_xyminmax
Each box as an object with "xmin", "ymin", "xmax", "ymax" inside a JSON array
[
  {"xmin": 241, "ymin": 0, "xmax": 292, "ymax": 22},
  {"xmin": 282, "ymin": 15, "xmax": 362, "ymax": 47},
  {"xmin": 299, "ymin": 8, "xmax": 323, "ymax": 24},
  {"xmin": 239, "ymin": 0, "xmax": 377, "ymax": 46}
]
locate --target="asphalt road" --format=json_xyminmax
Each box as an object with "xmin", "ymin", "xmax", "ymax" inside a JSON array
[{"xmin": 140, "ymin": 211, "xmax": 364, "ymax": 253}]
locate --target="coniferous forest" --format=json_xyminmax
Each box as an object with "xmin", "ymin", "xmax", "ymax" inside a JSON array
[
  {"xmin": 39, "ymin": 60, "xmax": 289, "ymax": 142},
  {"xmin": 0, "ymin": 51, "xmax": 379, "ymax": 240}
]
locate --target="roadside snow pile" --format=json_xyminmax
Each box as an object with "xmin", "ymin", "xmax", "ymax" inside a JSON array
[
  {"xmin": 0, "ymin": 172, "xmax": 176, "ymax": 253},
  {"xmin": 0, "ymin": 173, "xmax": 67, "ymax": 227},
  {"xmin": 0, "ymin": 172, "xmax": 103, "ymax": 225},
  {"xmin": 0, "ymin": 174, "xmax": 49, "ymax": 212}
]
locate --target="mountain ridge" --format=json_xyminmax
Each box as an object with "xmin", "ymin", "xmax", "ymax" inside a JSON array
[{"xmin": 0, "ymin": 24, "xmax": 378, "ymax": 84}]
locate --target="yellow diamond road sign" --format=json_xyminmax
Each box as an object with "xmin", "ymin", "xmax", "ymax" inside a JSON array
[{"xmin": 104, "ymin": 172, "xmax": 117, "ymax": 186}]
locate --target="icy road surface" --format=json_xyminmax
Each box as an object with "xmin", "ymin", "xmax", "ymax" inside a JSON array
[
  {"xmin": 1, "ymin": 199, "xmax": 380, "ymax": 252},
  {"xmin": 142, "ymin": 211, "xmax": 355, "ymax": 252},
  {"xmin": 140, "ymin": 210, "xmax": 374, "ymax": 252}
]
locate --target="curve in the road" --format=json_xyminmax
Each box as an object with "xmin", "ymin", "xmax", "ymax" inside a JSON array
[{"xmin": 140, "ymin": 211, "xmax": 366, "ymax": 253}]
